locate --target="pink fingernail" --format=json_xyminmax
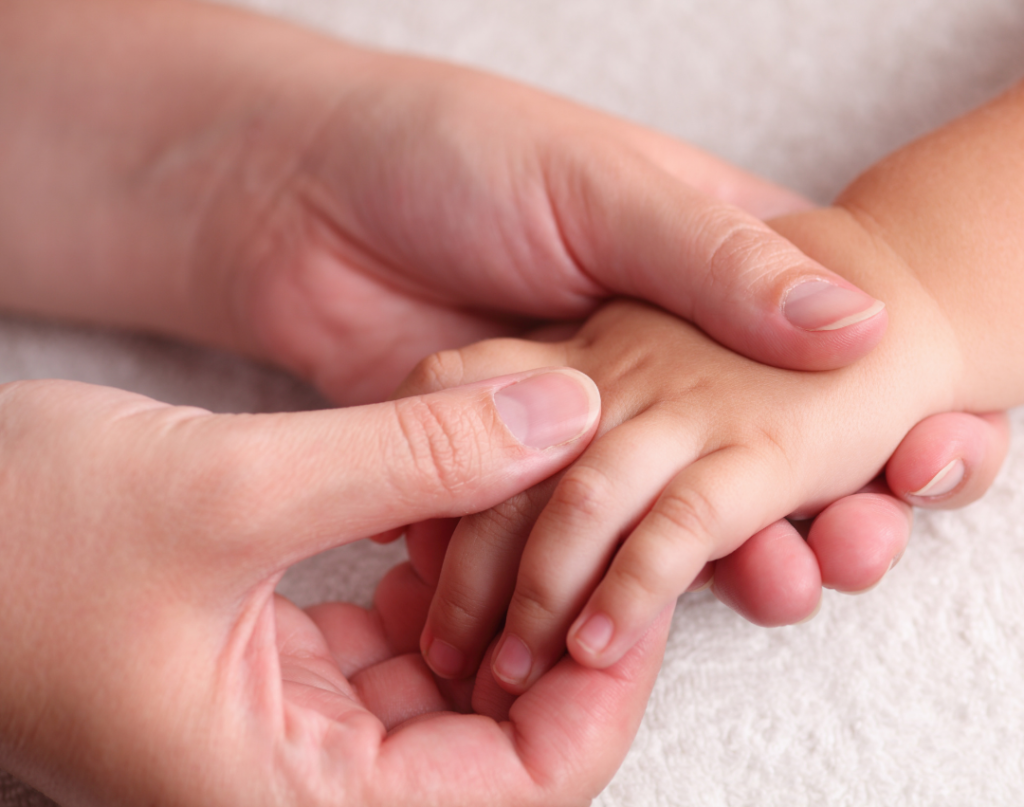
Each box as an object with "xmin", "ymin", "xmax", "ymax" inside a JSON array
[
  {"xmin": 426, "ymin": 638, "xmax": 466, "ymax": 679},
  {"xmin": 686, "ymin": 563, "xmax": 715, "ymax": 593},
  {"xmin": 783, "ymin": 279, "xmax": 885, "ymax": 331},
  {"xmin": 494, "ymin": 370, "xmax": 599, "ymax": 449},
  {"xmin": 493, "ymin": 634, "xmax": 532, "ymax": 685},
  {"xmin": 796, "ymin": 597, "xmax": 823, "ymax": 623},
  {"xmin": 909, "ymin": 459, "xmax": 965, "ymax": 499},
  {"xmin": 573, "ymin": 613, "xmax": 614, "ymax": 655}
]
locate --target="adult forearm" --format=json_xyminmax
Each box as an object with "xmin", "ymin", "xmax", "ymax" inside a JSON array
[{"xmin": 0, "ymin": 0, "xmax": 357, "ymax": 347}]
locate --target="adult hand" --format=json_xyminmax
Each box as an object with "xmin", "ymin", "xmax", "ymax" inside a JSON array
[
  {"xmin": 0, "ymin": 371, "xmax": 668, "ymax": 806},
  {"xmin": 1, "ymin": 0, "xmax": 886, "ymax": 408}
]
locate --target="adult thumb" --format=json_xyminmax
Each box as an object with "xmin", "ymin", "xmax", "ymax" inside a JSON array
[{"xmin": 177, "ymin": 368, "xmax": 600, "ymax": 572}]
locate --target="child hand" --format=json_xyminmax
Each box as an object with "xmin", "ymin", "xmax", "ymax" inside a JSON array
[
  {"xmin": 399, "ymin": 399, "xmax": 1007, "ymax": 674},
  {"xmin": 402, "ymin": 226, "xmax": 989, "ymax": 688}
]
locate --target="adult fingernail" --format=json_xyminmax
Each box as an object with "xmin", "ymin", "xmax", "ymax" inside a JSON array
[
  {"xmin": 494, "ymin": 370, "xmax": 599, "ymax": 449},
  {"xmin": 573, "ymin": 613, "xmax": 614, "ymax": 655},
  {"xmin": 797, "ymin": 597, "xmax": 823, "ymax": 623},
  {"xmin": 686, "ymin": 563, "xmax": 714, "ymax": 593},
  {"xmin": 493, "ymin": 634, "xmax": 532, "ymax": 685},
  {"xmin": 426, "ymin": 638, "xmax": 466, "ymax": 679},
  {"xmin": 840, "ymin": 577, "xmax": 884, "ymax": 596},
  {"xmin": 909, "ymin": 459, "xmax": 965, "ymax": 499},
  {"xmin": 783, "ymin": 279, "xmax": 885, "ymax": 331}
]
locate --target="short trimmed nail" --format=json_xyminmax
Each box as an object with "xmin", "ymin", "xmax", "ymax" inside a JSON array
[
  {"xmin": 573, "ymin": 613, "xmax": 614, "ymax": 655},
  {"xmin": 783, "ymin": 279, "xmax": 885, "ymax": 331},
  {"xmin": 493, "ymin": 634, "xmax": 532, "ymax": 684},
  {"xmin": 426, "ymin": 638, "xmax": 466, "ymax": 678},
  {"xmin": 797, "ymin": 597, "xmax": 823, "ymax": 624},
  {"xmin": 686, "ymin": 564, "xmax": 714, "ymax": 593},
  {"xmin": 840, "ymin": 577, "xmax": 884, "ymax": 596},
  {"xmin": 494, "ymin": 370, "xmax": 599, "ymax": 449},
  {"xmin": 909, "ymin": 459, "xmax": 965, "ymax": 499},
  {"xmin": 889, "ymin": 549, "xmax": 905, "ymax": 571}
]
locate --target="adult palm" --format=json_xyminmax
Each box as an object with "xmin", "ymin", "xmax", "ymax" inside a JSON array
[{"xmin": 0, "ymin": 375, "xmax": 670, "ymax": 807}]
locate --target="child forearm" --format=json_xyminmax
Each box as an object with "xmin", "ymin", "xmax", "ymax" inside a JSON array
[{"xmin": 774, "ymin": 80, "xmax": 1024, "ymax": 412}]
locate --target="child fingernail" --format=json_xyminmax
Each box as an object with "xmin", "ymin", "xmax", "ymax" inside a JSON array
[
  {"xmin": 426, "ymin": 638, "xmax": 466, "ymax": 679},
  {"xmin": 494, "ymin": 370, "xmax": 600, "ymax": 449},
  {"xmin": 493, "ymin": 634, "xmax": 532, "ymax": 685},
  {"xmin": 573, "ymin": 613, "xmax": 614, "ymax": 655},
  {"xmin": 783, "ymin": 279, "xmax": 885, "ymax": 331},
  {"xmin": 909, "ymin": 459, "xmax": 965, "ymax": 499}
]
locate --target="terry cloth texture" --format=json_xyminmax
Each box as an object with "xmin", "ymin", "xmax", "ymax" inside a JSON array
[{"xmin": 3, "ymin": 0, "xmax": 1023, "ymax": 804}]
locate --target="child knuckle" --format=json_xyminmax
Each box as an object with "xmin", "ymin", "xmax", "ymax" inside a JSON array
[
  {"xmin": 509, "ymin": 576, "xmax": 563, "ymax": 624},
  {"xmin": 477, "ymin": 494, "xmax": 536, "ymax": 544},
  {"xmin": 610, "ymin": 553, "xmax": 668, "ymax": 603},
  {"xmin": 650, "ymin": 487, "xmax": 721, "ymax": 554},
  {"xmin": 404, "ymin": 349, "xmax": 467, "ymax": 395},
  {"xmin": 549, "ymin": 464, "xmax": 615, "ymax": 524},
  {"xmin": 432, "ymin": 581, "xmax": 488, "ymax": 633}
]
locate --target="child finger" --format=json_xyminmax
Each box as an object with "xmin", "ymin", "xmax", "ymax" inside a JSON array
[
  {"xmin": 489, "ymin": 411, "xmax": 702, "ymax": 693},
  {"xmin": 566, "ymin": 446, "xmax": 794, "ymax": 669},
  {"xmin": 393, "ymin": 339, "xmax": 569, "ymax": 399},
  {"xmin": 711, "ymin": 519, "xmax": 822, "ymax": 626},
  {"xmin": 406, "ymin": 518, "xmax": 459, "ymax": 587},
  {"xmin": 420, "ymin": 483, "xmax": 555, "ymax": 680}
]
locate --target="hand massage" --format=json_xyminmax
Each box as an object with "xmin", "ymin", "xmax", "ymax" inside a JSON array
[{"xmin": 2, "ymin": 1, "xmax": 1022, "ymax": 805}]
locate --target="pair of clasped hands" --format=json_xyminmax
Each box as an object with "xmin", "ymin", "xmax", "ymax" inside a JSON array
[{"xmin": 0, "ymin": 1, "xmax": 1009, "ymax": 805}]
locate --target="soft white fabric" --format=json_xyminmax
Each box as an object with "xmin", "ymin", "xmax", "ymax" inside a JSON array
[{"xmin": 3, "ymin": 0, "xmax": 1024, "ymax": 804}]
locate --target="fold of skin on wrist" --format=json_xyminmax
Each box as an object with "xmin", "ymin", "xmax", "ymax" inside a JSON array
[{"xmin": 771, "ymin": 81, "xmax": 1024, "ymax": 436}]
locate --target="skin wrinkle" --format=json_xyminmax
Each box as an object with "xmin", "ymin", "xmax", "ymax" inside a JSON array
[
  {"xmin": 838, "ymin": 200, "xmax": 969, "ymax": 389},
  {"xmin": 391, "ymin": 395, "xmax": 482, "ymax": 507},
  {"xmin": 214, "ymin": 47, "xmax": 376, "ymax": 350},
  {"xmin": 431, "ymin": 583, "xmax": 487, "ymax": 635},
  {"xmin": 293, "ymin": 173, "xmax": 429, "ymax": 302},
  {"xmin": 806, "ymin": 204, "xmax": 965, "ymax": 417},
  {"xmin": 405, "ymin": 348, "xmax": 470, "ymax": 398},
  {"xmin": 699, "ymin": 212, "xmax": 771, "ymax": 301},
  {"xmin": 538, "ymin": 138, "xmax": 625, "ymax": 313},
  {"xmin": 188, "ymin": 82, "xmax": 345, "ymax": 351}
]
